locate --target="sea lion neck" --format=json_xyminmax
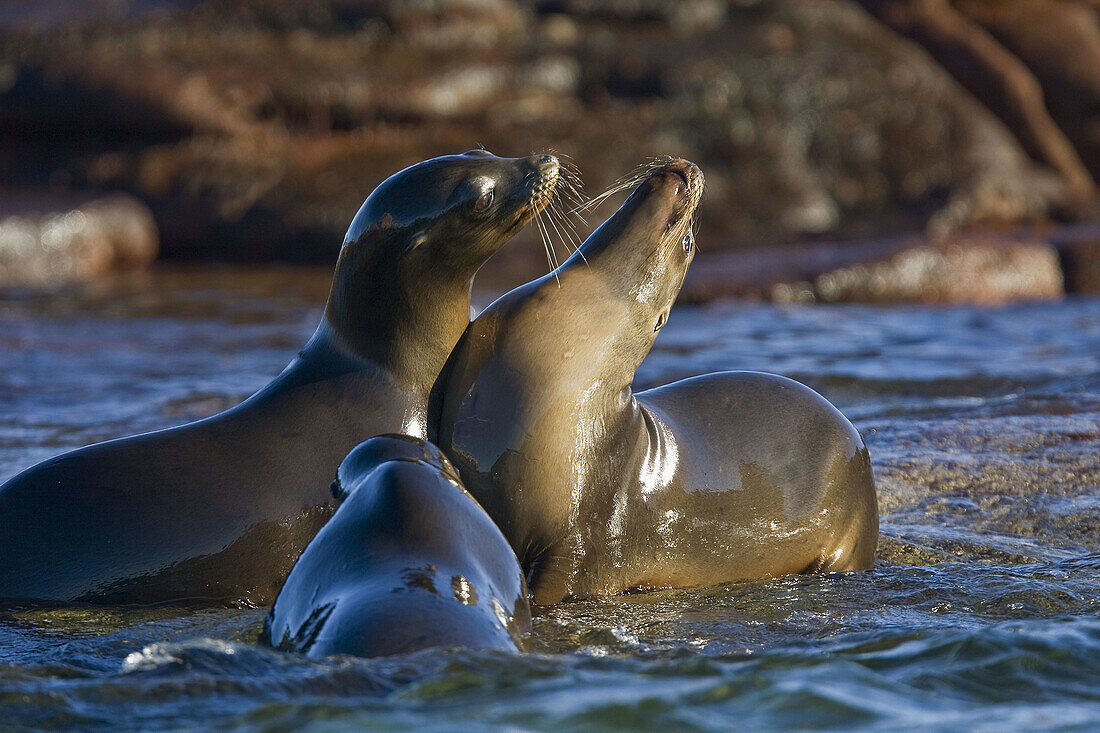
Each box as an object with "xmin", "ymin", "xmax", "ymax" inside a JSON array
[
  {"xmin": 512, "ymin": 266, "xmax": 653, "ymax": 394},
  {"xmin": 318, "ymin": 229, "xmax": 475, "ymax": 390}
]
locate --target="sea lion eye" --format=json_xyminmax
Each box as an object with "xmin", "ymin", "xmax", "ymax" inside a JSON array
[
  {"xmin": 473, "ymin": 188, "xmax": 494, "ymax": 213},
  {"xmin": 682, "ymin": 233, "xmax": 693, "ymax": 253}
]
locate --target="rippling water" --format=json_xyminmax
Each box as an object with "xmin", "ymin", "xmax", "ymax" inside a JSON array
[{"xmin": 2, "ymin": 267, "xmax": 1098, "ymax": 731}]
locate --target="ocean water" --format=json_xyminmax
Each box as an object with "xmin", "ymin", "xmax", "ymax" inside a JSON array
[{"xmin": 1, "ymin": 267, "xmax": 1098, "ymax": 731}]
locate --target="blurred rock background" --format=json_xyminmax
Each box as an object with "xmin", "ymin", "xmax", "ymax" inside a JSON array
[{"xmin": 2, "ymin": 0, "xmax": 1099, "ymax": 299}]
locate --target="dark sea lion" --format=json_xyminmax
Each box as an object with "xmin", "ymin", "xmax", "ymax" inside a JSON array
[
  {"xmin": 0, "ymin": 150, "xmax": 560, "ymax": 605},
  {"xmin": 264, "ymin": 435, "xmax": 530, "ymax": 658},
  {"xmin": 439, "ymin": 159, "xmax": 878, "ymax": 605}
]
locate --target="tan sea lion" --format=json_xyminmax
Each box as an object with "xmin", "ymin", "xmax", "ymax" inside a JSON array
[
  {"xmin": 264, "ymin": 435, "xmax": 530, "ymax": 658},
  {"xmin": 0, "ymin": 150, "xmax": 560, "ymax": 605},
  {"xmin": 439, "ymin": 159, "xmax": 878, "ymax": 605}
]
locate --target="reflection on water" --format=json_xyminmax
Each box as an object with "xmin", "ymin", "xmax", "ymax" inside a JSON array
[{"xmin": 1, "ymin": 267, "xmax": 1098, "ymax": 730}]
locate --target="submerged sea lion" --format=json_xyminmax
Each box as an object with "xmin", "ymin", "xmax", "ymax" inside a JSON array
[
  {"xmin": 439, "ymin": 159, "xmax": 878, "ymax": 605},
  {"xmin": 0, "ymin": 150, "xmax": 560, "ymax": 605},
  {"xmin": 264, "ymin": 435, "xmax": 530, "ymax": 658}
]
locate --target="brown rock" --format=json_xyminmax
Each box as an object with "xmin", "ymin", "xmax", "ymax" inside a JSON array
[
  {"xmin": 954, "ymin": 0, "xmax": 1100, "ymax": 182},
  {"xmin": 857, "ymin": 0, "xmax": 1095, "ymax": 202}
]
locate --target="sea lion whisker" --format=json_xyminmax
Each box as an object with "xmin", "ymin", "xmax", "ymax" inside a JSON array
[
  {"xmin": 575, "ymin": 177, "xmax": 631, "ymax": 209},
  {"xmin": 662, "ymin": 214, "xmax": 694, "ymax": 257},
  {"xmin": 544, "ymin": 203, "xmax": 569, "ymax": 249},
  {"xmin": 544, "ymin": 149, "xmax": 586, "ymax": 197},
  {"xmin": 570, "ymin": 180, "xmax": 637, "ymax": 214},
  {"xmin": 569, "ymin": 192, "xmax": 607, "ymax": 214},
  {"xmin": 571, "ymin": 160, "xmax": 664, "ymax": 214},
  {"xmin": 559, "ymin": 194, "xmax": 589, "ymax": 228},
  {"xmin": 557, "ymin": 172, "xmax": 585, "ymax": 204},
  {"xmin": 551, "ymin": 202, "xmax": 582, "ymax": 251},
  {"xmin": 560, "ymin": 190, "xmax": 589, "ymax": 224},
  {"xmin": 545, "ymin": 201, "xmax": 578, "ymax": 255},
  {"xmin": 576, "ymin": 186, "xmax": 628, "ymax": 213},
  {"xmin": 559, "ymin": 182, "xmax": 585, "ymax": 210},
  {"xmin": 541, "ymin": 175, "xmax": 581, "ymax": 267},
  {"xmin": 540, "ymin": 208, "xmax": 563, "ymax": 268},
  {"xmin": 640, "ymin": 155, "xmax": 676, "ymax": 174},
  {"xmin": 542, "ymin": 212, "xmax": 568, "ymax": 281},
  {"xmin": 545, "ymin": 198, "xmax": 580, "ymax": 249},
  {"xmin": 561, "ymin": 170, "xmax": 584, "ymax": 191},
  {"xmin": 563, "ymin": 186, "xmax": 589, "ymax": 222},
  {"xmin": 558, "ymin": 164, "xmax": 585, "ymax": 192},
  {"xmin": 548, "ymin": 201, "xmax": 589, "ymax": 266},
  {"xmin": 557, "ymin": 158, "xmax": 581, "ymax": 178},
  {"xmin": 625, "ymin": 158, "xmax": 665, "ymax": 181},
  {"xmin": 535, "ymin": 212, "xmax": 562, "ymax": 286},
  {"xmin": 557, "ymin": 158, "xmax": 583, "ymax": 183},
  {"xmin": 547, "ymin": 151, "xmax": 583, "ymax": 184},
  {"xmin": 534, "ymin": 212, "xmax": 552, "ymax": 268},
  {"xmin": 553, "ymin": 166, "xmax": 589, "ymax": 227}
]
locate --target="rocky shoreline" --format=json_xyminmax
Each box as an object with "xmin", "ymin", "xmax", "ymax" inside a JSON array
[{"xmin": 3, "ymin": 0, "xmax": 1100, "ymax": 300}]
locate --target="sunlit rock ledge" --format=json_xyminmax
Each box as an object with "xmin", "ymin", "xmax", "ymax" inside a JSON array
[
  {"xmin": 0, "ymin": 193, "xmax": 158, "ymax": 287},
  {"xmin": 678, "ymin": 227, "xmax": 1100, "ymax": 305}
]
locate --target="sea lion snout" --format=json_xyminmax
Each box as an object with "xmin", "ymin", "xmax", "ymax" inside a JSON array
[
  {"xmin": 531, "ymin": 153, "xmax": 559, "ymax": 171},
  {"xmin": 524, "ymin": 153, "xmax": 560, "ymax": 208},
  {"xmin": 648, "ymin": 159, "xmax": 704, "ymax": 205}
]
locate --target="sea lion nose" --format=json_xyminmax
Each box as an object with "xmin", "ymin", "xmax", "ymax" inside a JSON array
[
  {"xmin": 652, "ymin": 158, "xmax": 703, "ymax": 193},
  {"xmin": 532, "ymin": 154, "xmax": 559, "ymax": 171}
]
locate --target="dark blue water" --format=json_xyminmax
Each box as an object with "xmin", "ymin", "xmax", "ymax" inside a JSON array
[{"xmin": 2, "ymin": 268, "xmax": 1098, "ymax": 731}]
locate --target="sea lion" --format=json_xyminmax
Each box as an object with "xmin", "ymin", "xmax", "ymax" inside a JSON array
[
  {"xmin": 264, "ymin": 434, "xmax": 530, "ymax": 658},
  {"xmin": 0, "ymin": 150, "xmax": 560, "ymax": 605},
  {"xmin": 439, "ymin": 159, "xmax": 878, "ymax": 605}
]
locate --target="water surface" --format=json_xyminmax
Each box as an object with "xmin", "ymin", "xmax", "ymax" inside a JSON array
[{"xmin": 2, "ymin": 267, "xmax": 1098, "ymax": 731}]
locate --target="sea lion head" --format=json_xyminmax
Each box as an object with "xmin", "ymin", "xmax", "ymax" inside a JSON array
[
  {"xmin": 584, "ymin": 157, "xmax": 701, "ymax": 317},
  {"xmin": 331, "ymin": 434, "xmax": 462, "ymax": 500},
  {"xmin": 556, "ymin": 158, "xmax": 704, "ymax": 375},
  {"xmin": 342, "ymin": 149, "xmax": 560, "ymax": 271},
  {"xmin": 324, "ymin": 150, "xmax": 561, "ymax": 370}
]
